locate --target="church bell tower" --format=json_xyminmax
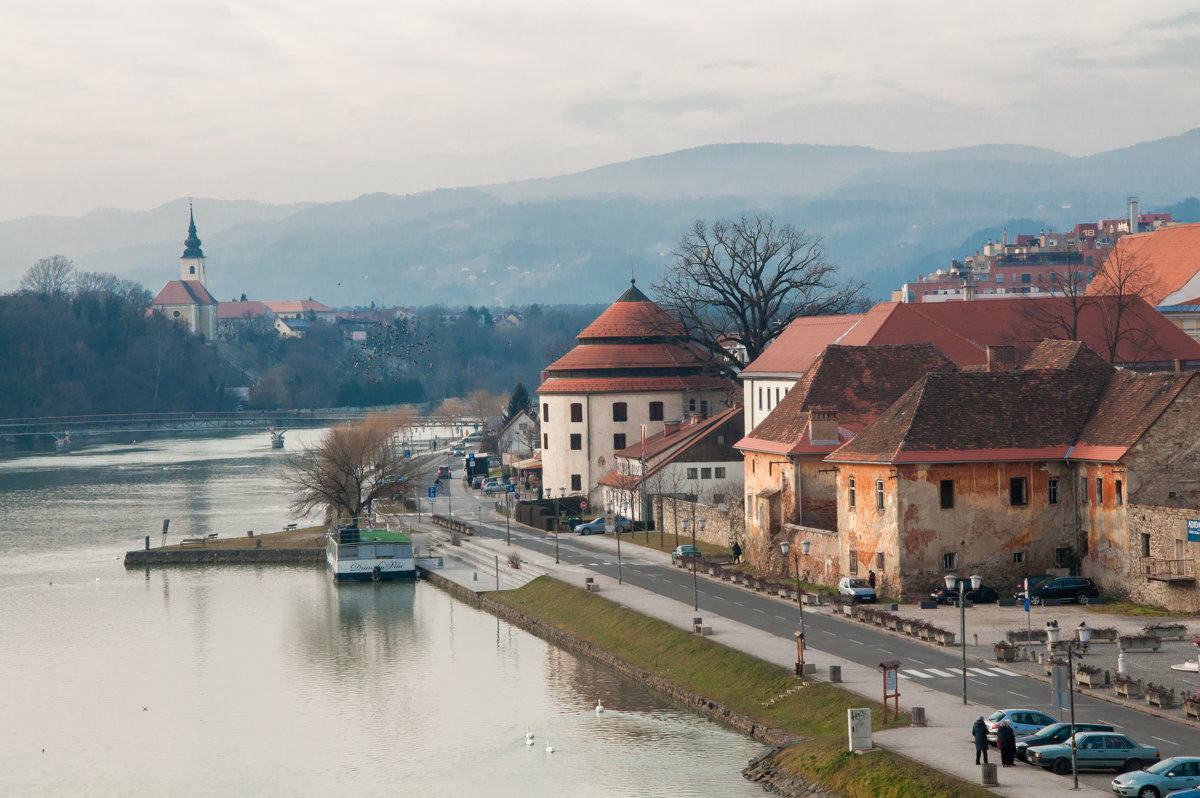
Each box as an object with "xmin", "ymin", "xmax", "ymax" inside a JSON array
[{"xmin": 180, "ymin": 202, "xmax": 207, "ymax": 285}]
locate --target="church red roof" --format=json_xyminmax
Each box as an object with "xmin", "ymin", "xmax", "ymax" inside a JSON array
[
  {"xmin": 576, "ymin": 280, "xmax": 684, "ymax": 340},
  {"xmin": 153, "ymin": 280, "xmax": 217, "ymax": 306}
]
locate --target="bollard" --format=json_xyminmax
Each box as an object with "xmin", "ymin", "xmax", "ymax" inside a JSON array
[
  {"xmin": 256, "ymin": 538, "xmax": 262, "ymax": 548},
  {"xmin": 911, "ymin": 706, "xmax": 926, "ymax": 726},
  {"xmin": 1118, "ymin": 652, "xmax": 1126, "ymax": 674},
  {"xmin": 693, "ymin": 616, "xmax": 702, "ymax": 633},
  {"xmin": 145, "ymin": 535, "xmax": 150, "ymax": 551},
  {"xmin": 829, "ymin": 664, "xmax": 842, "ymax": 682},
  {"xmin": 981, "ymin": 762, "xmax": 998, "ymax": 786},
  {"xmin": 473, "ymin": 572, "xmax": 478, "ymax": 581}
]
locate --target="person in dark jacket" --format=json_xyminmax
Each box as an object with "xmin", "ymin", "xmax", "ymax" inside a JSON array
[
  {"xmin": 971, "ymin": 715, "xmax": 989, "ymax": 764},
  {"xmin": 997, "ymin": 719, "xmax": 1017, "ymax": 766},
  {"xmin": 731, "ymin": 540, "xmax": 742, "ymax": 563}
]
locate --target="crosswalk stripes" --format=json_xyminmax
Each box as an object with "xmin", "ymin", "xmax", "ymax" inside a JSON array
[{"xmin": 901, "ymin": 666, "xmax": 1026, "ymax": 681}]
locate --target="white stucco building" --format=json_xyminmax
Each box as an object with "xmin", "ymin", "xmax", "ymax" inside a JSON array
[{"xmin": 536, "ymin": 280, "xmax": 736, "ymax": 503}]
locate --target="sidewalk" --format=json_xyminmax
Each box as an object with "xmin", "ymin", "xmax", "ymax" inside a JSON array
[{"xmin": 397, "ymin": 511, "xmax": 1108, "ymax": 797}]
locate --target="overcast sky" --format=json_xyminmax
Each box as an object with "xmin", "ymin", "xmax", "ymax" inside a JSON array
[{"xmin": 4, "ymin": 0, "xmax": 1200, "ymax": 220}]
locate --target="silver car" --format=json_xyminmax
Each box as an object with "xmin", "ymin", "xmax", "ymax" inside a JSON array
[
  {"xmin": 837, "ymin": 577, "xmax": 876, "ymax": 603},
  {"xmin": 984, "ymin": 708, "xmax": 1057, "ymax": 743}
]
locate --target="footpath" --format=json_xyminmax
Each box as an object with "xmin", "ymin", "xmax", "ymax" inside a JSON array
[{"xmin": 395, "ymin": 510, "xmax": 1110, "ymax": 798}]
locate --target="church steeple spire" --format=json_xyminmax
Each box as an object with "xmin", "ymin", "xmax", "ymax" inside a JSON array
[{"xmin": 182, "ymin": 200, "xmax": 205, "ymax": 259}]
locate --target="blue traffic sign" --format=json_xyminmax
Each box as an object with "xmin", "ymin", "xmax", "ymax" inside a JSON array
[
  {"xmin": 506, "ymin": 484, "xmax": 515, "ymax": 493},
  {"xmin": 1024, "ymin": 597, "xmax": 1030, "ymax": 612},
  {"xmin": 428, "ymin": 487, "xmax": 437, "ymax": 498}
]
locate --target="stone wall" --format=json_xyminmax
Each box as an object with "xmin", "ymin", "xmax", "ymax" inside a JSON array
[
  {"xmin": 124, "ymin": 548, "xmax": 323, "ymax": 566},
  {"xmin": 654, "ymin": 496, "xmax": 742, "ymax": 550},
  {"xmin": 1108, "ymin": 505, "xmax": 1200, "ymax": 612}
]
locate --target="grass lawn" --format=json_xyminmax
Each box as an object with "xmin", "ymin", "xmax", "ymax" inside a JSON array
[
  {"xmin": 1083, "ymin": 598, "xmax": 1192, "ymax": 618},
  {"xmin": 491, "ymin": 576, "xmax": 993, "ymax": 798}
]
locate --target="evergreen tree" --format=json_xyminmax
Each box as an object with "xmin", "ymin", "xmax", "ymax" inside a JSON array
[{"xmin": 505, "ymin": 381, "xmax": 532, "ymax": 422}]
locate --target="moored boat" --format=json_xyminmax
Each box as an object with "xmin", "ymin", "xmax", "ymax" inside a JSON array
[
  {"xmin": 52, "ymin": 431, "xmax": 71, "ymax": 453},
  {"xmin": 326, "ymin": 524, "xmax": 417, "ymax": 581},
  {"xmin": 269, "ymin": 426, "xmax": 286, "ymax": 448}
]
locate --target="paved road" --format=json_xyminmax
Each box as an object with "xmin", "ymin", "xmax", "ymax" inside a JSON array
[{"xmin": 448, "ymin": 487, "xmax": 1200, "ymax": 791}]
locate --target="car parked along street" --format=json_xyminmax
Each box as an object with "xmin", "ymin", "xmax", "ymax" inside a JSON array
[
  {"xmin": 1015, "ymin": 722, "xmax": 1114, "ymax": 761},
  {"xmin": 1024, "ymin": 576, "xmax": 1100, "ymax": 605},
  {"xmin": 1112, "ymin": 756, "xmax": 1200, "ymax": 798},
  {"xmin": 1027, "ymin": 731, "xmax": 1158, "ymax": 774},
  {"xmin": 838, "ymin": 577, "xmax": 876, "ymax": 603},
  {"xmin": 671, "ymin": 544, "xmax": 700, "ymax": 564},
  {"xmin": 929, "ymin": 580, "xmax": 999, "ymax": 605},
  {"xmin": 984, "ymin": 709, "xmax": 1057, "ymax": 743}
]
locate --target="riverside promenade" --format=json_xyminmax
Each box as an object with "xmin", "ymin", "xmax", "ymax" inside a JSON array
[{"xmin": 400, "ymin": 513, "xmax": 1112, "ymax": 798}]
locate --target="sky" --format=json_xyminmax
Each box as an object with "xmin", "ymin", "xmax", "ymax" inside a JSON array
[{"xmin": 4, "ymin": 0, "xmax": 1200, "ymax": 221}]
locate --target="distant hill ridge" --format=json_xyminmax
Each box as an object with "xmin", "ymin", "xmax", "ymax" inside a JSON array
[{"xmin": 2, "ymin": 129, "xmax": 1198, "ymax": 307}]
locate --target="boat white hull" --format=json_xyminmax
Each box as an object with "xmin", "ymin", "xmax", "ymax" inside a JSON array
[{"xmin": 326, "ymin": 550, "xmax": 417, "ymax": 581}]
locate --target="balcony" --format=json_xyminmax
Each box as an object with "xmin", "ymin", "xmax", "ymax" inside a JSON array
[{"xmin": 1144, "ymin": 558, "xmax": 1196, "ymax": 583}]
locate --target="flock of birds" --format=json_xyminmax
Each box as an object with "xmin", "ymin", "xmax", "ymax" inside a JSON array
[{"xmin": 526, "ymin": 700, "xmax": 604, "ymax": 754}]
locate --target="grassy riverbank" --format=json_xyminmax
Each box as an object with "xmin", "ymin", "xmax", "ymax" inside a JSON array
[{"xmin": 492, "ymin": 577, "xmax": 992, "ymax": 798}]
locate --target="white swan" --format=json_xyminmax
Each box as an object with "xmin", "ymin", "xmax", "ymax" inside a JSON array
[
  {"xmin": 526, "ymin": 727, "xmax": 534, "ymax": 740},
  {"xmin": 545, "ymin": 741, "xmax": 554, "ymax": 753},
  {"xmin": 595, "ymin": 699, "xmax": 605, "ymax": 714},
  {"xmin": 525, "ymin": 736, "xmax": 535, "ymax": 746}
]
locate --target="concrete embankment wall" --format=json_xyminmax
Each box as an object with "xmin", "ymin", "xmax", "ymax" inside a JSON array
[
  {"xmin": 418, "ymin": 568, "xmax": 838, "ymax": 798},
  {"xmin": 124, "ymin": 548, "xmax": 324, "ymax": 566}
]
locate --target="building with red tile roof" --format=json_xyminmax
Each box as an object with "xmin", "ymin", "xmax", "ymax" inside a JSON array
[
  {"xmin": 736, "ymin": 344, "xmax": 956, "ymax": 566},
  {"xmin": 537, "ymin": 279, "xmax": 736, "ymax": 503},
  {"xmin": 151, "ymin": 205, "xmax": 218, "ymax": 340},
  {"xmin": 597, "ymin": 406, "xmax": 743, "ymax": 525},
  {"xmin": 739, "ymin": 298, "xmax": 1200, "ymax": 435},
  {"xmin": 814, "ymin": 340, "xmax": 1200, "ymax": 607},
  {"xmin": 263, "ymin": 300, "xmax": 336, "ymax": 323}
]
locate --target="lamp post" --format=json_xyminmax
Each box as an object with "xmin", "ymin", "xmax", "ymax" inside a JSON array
[
  {"xmin": 554, "ymin": 487, "xmax": 565, "ymax": 564},
  {"xmin": 504, "ymin": 491, "xmax": 511, "ymax": 546},
  {"xmin": 944, "ymin": 573, "xmax": 982, "ymax": 705},
  {"xmin": 682, "ymin": 517, "xmax": 704, "ymax": 611},
  {"xmin": 781, "ymin": 540, "xmax": 812, "ymax": 675},
  {"xmin": 1045, "ymin": 620, "xmax": 1092, "ymax": 790}
]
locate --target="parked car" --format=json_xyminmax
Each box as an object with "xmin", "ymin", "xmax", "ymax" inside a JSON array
[
  {"xmin": 1113, "ymin": 756, "xmax": 1200, "ymax": 798},
  {"xmin": 671, "ymin": 544, "xmax": 700, "ymax": 563},
  {"xmin": 984, "ymin": 709, "xmax": 1057, "ymax": 743},
  {"xmin": 837, "ymin": 577, "xmax": 876, "ymax": 603},
  {"xmin": 436, "ymin": 465, "xmax": 451, "ymax": 479},
  {"xmin": 482, "ymin": 481, "xmax": 506, "ymax": 496},
  {"xmin": 575, "ymin": 517, "xmax": 607, "ymax": 535},
  {"xmin": 1025, "ymin": 576, "xmax": 1100, "ymax": 605},
  {"xmin": 1027, "ymin": 731, "xmax": 1158, "ymax": 774},
  {"xmin": 1013, "ymin": 574, "xmax": 1055, "ymax": 599},
  {"xmin": 378, "ymin": 476, "xmax": 409, "ymax": 496},
  {"xmin": 928, "ymin": 580, "xmax": 999, "ymax": 605},
  {"xmin": 1015, "ymin": 721, "xmax": 1114, "ymax": 761},
  {"xmin": 1165, "ymin": 788, "xmax": 1200, "ymax": 798},
  {"xmin": 471, "ymin": 475, "xmax": 485, "ymax": 489}
]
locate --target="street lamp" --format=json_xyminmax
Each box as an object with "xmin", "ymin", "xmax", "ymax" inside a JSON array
[
  {"xmin": 1045, "ymin": 620, "xmax": 1092, "ymax": 790},
  {"xmin": 944, "ymin": 573, "xmax": 982, "ymax": 704},
  {"xmin": 682, "ymin": 517, "xmax": 705, "ymax": 611},
  {"xmin": 554, "ymin": 487, "xmax": 565, "ymax": 564},
  {"xmin": 504, "ymin": 490, "xmax": 511, "ymax": 546},
  {"xmin": 781, "ymin": 540, "xmax": 812, "ymax": 675}
]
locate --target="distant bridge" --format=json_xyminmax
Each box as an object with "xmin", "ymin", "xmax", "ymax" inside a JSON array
[{"xmin": 0, "ymin": 409, "xmax": 482, "ymax": 447}]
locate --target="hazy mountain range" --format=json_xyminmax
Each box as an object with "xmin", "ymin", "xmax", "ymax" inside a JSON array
[{"xmin": 3, "ymin": 129, "xmax": 1200, "ymax": 308}]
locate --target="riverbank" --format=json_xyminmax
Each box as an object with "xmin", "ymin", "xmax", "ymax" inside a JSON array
[
  {"xmin": 123, "ymin": 526, "xmax": 324, "ymax": 566},
  {"xmin": 428, "ymin": 571, "xmax": 992, "ymax": 798}
]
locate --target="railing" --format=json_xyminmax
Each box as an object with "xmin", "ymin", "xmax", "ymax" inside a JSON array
[{"xmin": 1144, "ymin": 558, "xmax": 1195, "ymax": 581}]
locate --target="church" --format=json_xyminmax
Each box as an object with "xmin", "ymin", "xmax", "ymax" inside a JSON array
[{"xmin": 151, "ymin": 205, "xmax": 219, "ymax": 340}]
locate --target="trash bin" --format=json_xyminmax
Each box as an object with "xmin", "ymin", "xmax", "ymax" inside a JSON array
[{"xmin": 981, "ymin": 762, "xmax": 998, "ymax": 786}]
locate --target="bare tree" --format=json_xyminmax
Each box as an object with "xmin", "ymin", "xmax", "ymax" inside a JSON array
[
  {"xmin": 1089, "ymin": 242, "xmax": 1163, "ymax": 362},
  {"xmin": 652, "ymin": 215, "xmax": 868, "ymax": 376},
  {"xmin": 1022, "ymin": 241, "xmax": 1095, "ymax": 341},
  {"xmin": 20, "ymin": 255, "xmax": 76, "ymax": 297},
  {"xmin": 467, "ymin": 389, "xmax": 505, "ymax": 435},
  {"xmin": 282, "ymin": 412, "xmax": 423, "ymax": 526}
]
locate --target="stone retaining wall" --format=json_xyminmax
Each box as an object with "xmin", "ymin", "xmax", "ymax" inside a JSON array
[
  {"xmin": 418, "ymin": 568, "xmax": 839, "ymax": 798},
  {"xmin": 124, "ymin": 548, "xmax": 323, "ymax": 566}
]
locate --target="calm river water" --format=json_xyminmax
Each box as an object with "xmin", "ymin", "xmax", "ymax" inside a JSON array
[{"xmin": 0, "ymin": 430, "xmax": 763, "ymax": 796}]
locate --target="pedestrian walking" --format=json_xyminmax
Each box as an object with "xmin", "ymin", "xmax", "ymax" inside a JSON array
[
  {"xmin": 997, "ymin": 719, "xmax": 1016, "ymax": 767},
  {"xmin": 731, "ymin": 540, "xmax": 742, "ymax": 563},
  {"xmin": 971, "ymin": 715, "xmax": 989, "ymax": 765},
  {"xmin": 867, "ymin": 570, "xmax": 876, "ymax": 589}
]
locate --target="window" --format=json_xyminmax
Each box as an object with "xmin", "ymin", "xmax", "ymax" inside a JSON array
[
  {"xmin": 942, "ymin": 551, "xmax": 958, "ymax": 571},
  {"xmin": 1010, "ymin": 477, "xmax": 1028, "ymax": 506},
  {"xmin": 1048, "ymin": 478, "xmax": 1059, "ymax": 505},
  {"xmin": 775, "ymin": 388, "xmax": 780, "ymax": 405},
  {"xmin": 1096, "ymin": 477, "xmax": 1103, "ymax": 504},
  {"xmin": 758, "ymin": 388, "xmax": 763, "ymax": 410},
  {"xmin": 1012, "ymin": 551, "xmax": 1025, "ymax": 565},
  {"xmin": 542, "ymin": 403, "xmax": 549, "ymax": 421},
  {"xmin": 543, "ymin": 433, "xmax": 548, "ymax": 449},
  {"xmin": 570, "ymin": 403, "xmax": 582, "ymax": 422},
  {"xmin": 700, "ymin": 400, "xmax": 709, "ymax": 416},
  {"xmin": 701, "ymin": 467, "xmax": 712, "ymax": 479},
  {"xmin": 613, "ymin": 433, "xmax": 626, "ymax": 450},
  {"xmin": 939, "ymin": 480, "xmax": 954, "ymax": 509},
  {"xmin": 571, "ymin": 474, "xmax": 581, "ymax": 491},
  {"xmin": 686, "ymin": 467, "xmax": 698, "ymax": 479},
  {"xmin": 849, "ymin": 550, "xmax": 858, "ymax": 575},
  {"xmin": 612, "ymin": 402, "xmax": 627, "ymax": 422},
  {"xmin": 1050, "ymin": 272, "xmax": 1059, "ymax": 284},
  {"xmin": 649, "ymin": 401, "xmax": 663, "ymax": 421},
  {"xmin": 1054, "ymin": 547, "xmax": 1070, "ymax": 568},
  {"xmin": 875, "ymin": 552, "xmax": 884, "ymax": 569},
  {"xmin": 569, "ymin": 434, "xmax": 581, "ymax": 450},
  {"xmin": 1021, "ymin": 273, "xmax": 1032, "ymax": 284},
  {"xmin": 1115, "ymin": 479, "xmax": 1123, "ymax": 505},
  {"xmin": 875, "ymin": 479, "xmax": 885, "ymax": 510},
  {"xmin": 1080, "ymin": 476, "xmax": 1088, "ymax": 502},
  {"xmin": 1141, "ymin": 533, "xmax": 1151, "ymax": 558},
  {"xmin": 688, "ymin": 398, "xmax": 696, "ymax": 412},
  {"xmin": 715, "ymin": 467, "xmax": 726, "ymax": 479},
  {"xmin": 848, "ymin": 476, "xmax": 856, "ymax": 509},
  {"xmin": 996, "ymin": 273, "xmax": 1004, "ymax": 283}
]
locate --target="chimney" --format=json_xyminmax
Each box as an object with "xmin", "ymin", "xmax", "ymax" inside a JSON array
[
  {"xmin": 664, "ymin": 420, "xmax": 681, "ymax": 436},
  {"xmin": 986, "ymin": 345, "xmax": 1016, "ymax": 372},
  {"xmin": 1174, "ymin": 359, "xmax": 1184, "ymax": 373},
  {"xmin": 1129, "ymin": 196, "xmax": 1139, "ymax": 233},
  {"xmin": 808, "ymin": 407, "xmax": 839, "ymax": 444}
]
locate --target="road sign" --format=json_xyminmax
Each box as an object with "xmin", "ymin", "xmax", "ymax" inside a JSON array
[
  {"xmin": 468, "ymin": 453, "xmax": 475, "ymax": 463},
  {"xmin": 506, "ymin": 484, "xmax": 515, "ymax": 492},
  {"xmin": 428, "ymin": 487, "xmax": 437, "ymax": 498},
  {"xmin": 581, "ymin": 500, "xmax": 588, "ymax": 511},
  {"xmin": 514, "ymin": 492, "xmax": 520, "ymax": 500}
]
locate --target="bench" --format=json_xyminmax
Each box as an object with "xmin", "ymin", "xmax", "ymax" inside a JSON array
[
  {"xmin": 182, "ymin": 533, "xmax": 219, "ymax": 545},
  {"xmin": 284, "ymin": 523, "xmax": 298, "ymax": 531}
]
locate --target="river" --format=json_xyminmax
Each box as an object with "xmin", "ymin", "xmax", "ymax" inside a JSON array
[{"xmin": 0, "ymin": 430, "xmax": 763, "ymax": 796}]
